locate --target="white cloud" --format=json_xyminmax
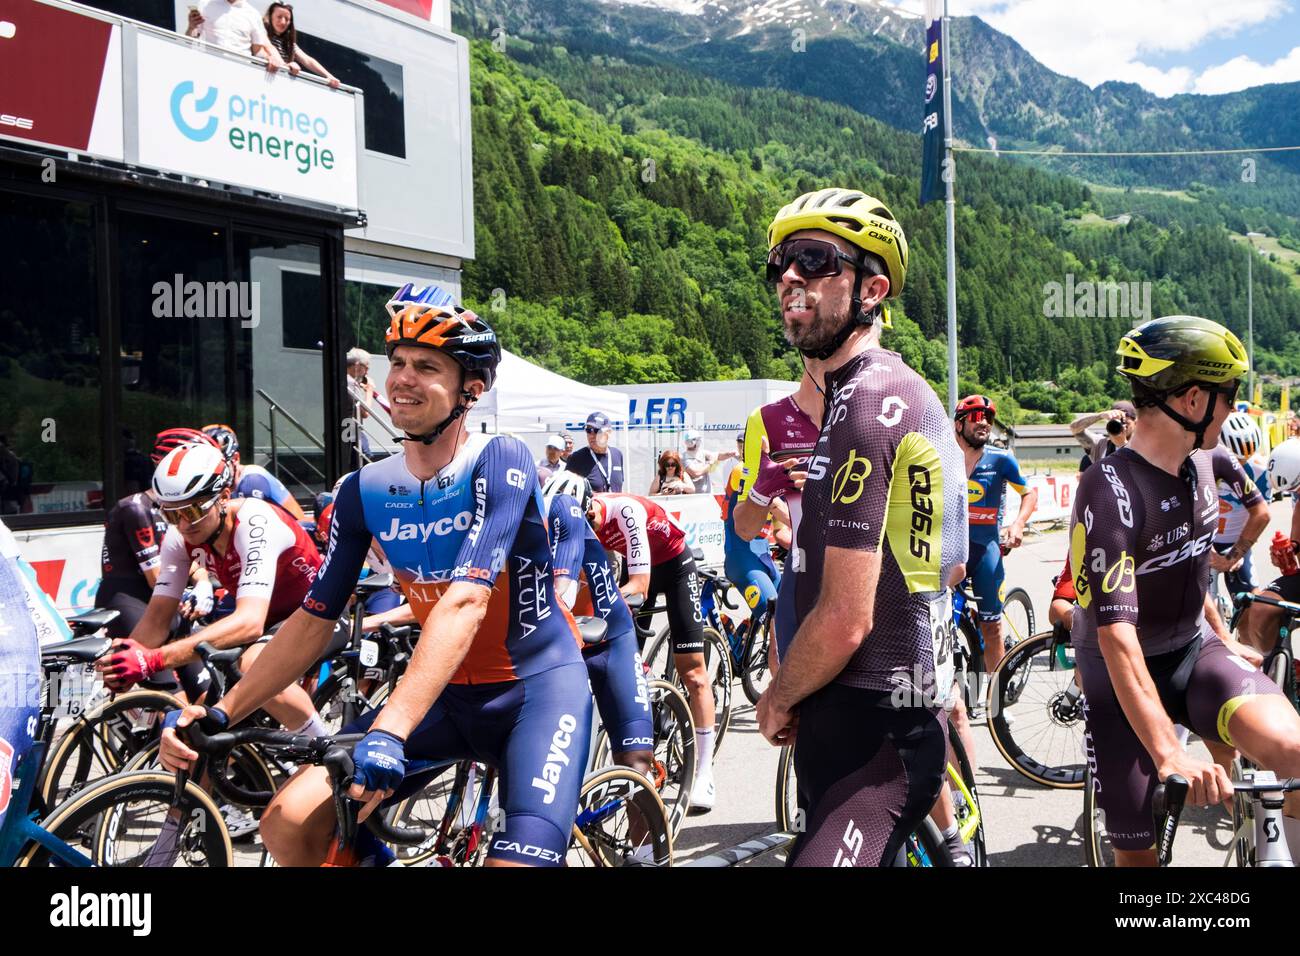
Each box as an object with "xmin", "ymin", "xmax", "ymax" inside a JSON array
[
  {"xmin": 1193, "ymin": 45, "xmax": 1300, "ymax": 93},
  {"xmin": 947, "ymin": 0, "xmax": 1291, "ymax": 95}
]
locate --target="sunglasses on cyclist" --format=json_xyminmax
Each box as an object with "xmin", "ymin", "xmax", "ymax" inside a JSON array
[
  {"xmin": 160, "ymin": 496, "xmax": 221, "ymax": 525},
  {"xmin": 958, "ymin": 409, "xmax": 993, "ymax": 424},
  {"xmin": 765, "ymin": 239, "xmax": 859, "ymax": 285}
]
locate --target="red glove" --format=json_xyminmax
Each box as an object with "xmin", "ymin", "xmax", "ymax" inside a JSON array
[
  {"xmin": 749, "ymin": 454, "xmax": 800, "ymax": 507},
  {"xmin": 99, "ymin": 639, "xmax": 165, "ymax": 691}
]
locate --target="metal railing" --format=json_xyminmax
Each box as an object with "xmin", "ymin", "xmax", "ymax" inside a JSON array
[{"xmin": 256, "ymin": 388, "xmax": 327, "ymax": 499}]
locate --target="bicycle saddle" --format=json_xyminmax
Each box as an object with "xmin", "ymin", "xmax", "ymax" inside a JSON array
[
  {"xmin": 575, "ymin": 616, "xmax": 609, "ymax": 645},
  {"xmin": 41, "ymin": 636, "xmax": 112, "ymax": 665},
  {"xmin": 66, "ymin": 608, "xmax": 120, "ymax": 635}
]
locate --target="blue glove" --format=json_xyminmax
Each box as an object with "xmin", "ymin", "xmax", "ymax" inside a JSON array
[
  {"xmin": 353, "ymin": 730, "xmax": 407, "ymax": 794},
  {"xmin": 163, "ymin": 705, "xmax": 229, "ymax": 737}
]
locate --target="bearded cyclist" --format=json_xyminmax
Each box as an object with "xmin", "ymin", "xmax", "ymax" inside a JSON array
[
  {"xmin": 955, "ymin": 394, "xmax": 1037, "ymax": 679},
  {"xmin": 587, "ymin": 489, "xmax": 718, "ymax": 811},
  {"xmin": 753, "ymin": 187, "xmax": 967, "ymax": 867},
  {"xmin": 1070, "ymin": 315, "xmax": 1300, "ymax": 866},
  {"xmin": 160, "ymin": 285, "xmax": 592, "ymax": 868}
]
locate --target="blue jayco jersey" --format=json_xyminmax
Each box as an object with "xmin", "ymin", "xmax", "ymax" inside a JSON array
[
  {"xmin": 305, "ymin": 434, "xmax": 583, "ymax": 683},
  {"xmin": 0, "ymin": 551, "xmax": 41, "ymax": 830},
  {"xmin": 546, "ymin": 493, "xmax": 636, "ymax": 646},
  {"xmin": 237, "ymin": 463, "xmax": 296, "ymax": 512}
]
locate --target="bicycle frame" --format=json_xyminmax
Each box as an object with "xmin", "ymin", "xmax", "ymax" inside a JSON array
[{"xmin": 0, "ymin": 741, "xmax": 94, "ymax": 867}]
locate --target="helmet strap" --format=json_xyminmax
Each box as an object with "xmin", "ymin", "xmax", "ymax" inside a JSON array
[
  {"xmin": 400, "ymin": 369, "xmax": 477, "ymax": 446},
  {"xmin": 1143, "ymin": 383, "xmax": 1219, "ymax": 450}
]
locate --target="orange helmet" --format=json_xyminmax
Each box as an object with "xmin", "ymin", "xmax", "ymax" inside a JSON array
[{"xmin": 384, "ymin": 284, "xmax": 501, "ymax": 391}]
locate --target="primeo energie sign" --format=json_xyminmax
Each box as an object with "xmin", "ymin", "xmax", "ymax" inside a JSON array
[{"xmin": 136, "ymin": 33, "xmax": 359, "ymax": 209}]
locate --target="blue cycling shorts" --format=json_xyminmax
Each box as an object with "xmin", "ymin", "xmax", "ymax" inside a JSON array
[
  {"xmin": 967, "ymin": 537, "xmax": 1005, "ymax": 623},
  {"xmin": 344, "ymin": 661, "xmax": 592, "ymax": 866},
  {"xmin": 724, "ymin": 547, "xmax": 779, "ymax": 613},
  {"xmin": 584, "ymin": 629, "xmax": 652, "ymax": 755}
]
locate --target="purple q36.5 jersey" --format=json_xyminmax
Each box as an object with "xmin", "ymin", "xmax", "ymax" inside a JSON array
[{"xmin": 304, "ymin": 433, "xmax": 583, "ymax": 683}]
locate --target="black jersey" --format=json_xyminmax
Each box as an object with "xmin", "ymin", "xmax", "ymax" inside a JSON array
[{"xmin": 99, "ymin": 492, "xmax": 169, "ymax": 601}]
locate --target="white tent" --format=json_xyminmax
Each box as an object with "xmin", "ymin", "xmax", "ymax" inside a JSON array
[{"xmin": 466, "ymin": 349, "xmax": 627, "ymax": 433}]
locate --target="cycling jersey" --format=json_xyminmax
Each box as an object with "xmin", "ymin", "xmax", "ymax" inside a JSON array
[
  {"xmin": 547, "ymin": 493, "xmax": 651, "ymax": 754},
  {"xmin": 306, "ymin": 433, "xmax": 584, "ymax": 683},
  {"xmin": 0, "ymin": 542, "xmax": 41, "ymax": 831},
  {"xmin": 237, "ymin": 463, "xmax": 297, "ymax": 513},
  {"xmin": 97, "ymin": 492, "xmax": 169, "ymax": 604},
  {"xmin": 1211, "ymin": 446, "xmax": 1266, "ymax": 544},
  {"xmin": 592, "ymin": 494, "xmax": 686, "ymax": 576},
  {"xmin": 154, "ymin": 497, "xmax": 321, "ymax": 629},
  {"xmin": 794, "ymin": 348, "xmax": 967, "ymax": 697},
  {"xmin": 966, "ymin": 446, "xmax": 1029, "ymax": 545},
  {"xmin": 723, "ymin": 465, "xmax": 779, "ymax": 610},
  {"xmin": 1068, "ymin": 446, "xmax": 1218, "ymax": 656}
]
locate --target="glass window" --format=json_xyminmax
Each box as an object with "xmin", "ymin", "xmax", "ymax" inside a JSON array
[
  {"xmin": 298, "ymin": 33, "xmax": 405, "ymax": 158},
  {"xmin": 117, "ymin": 212, "xmax": 231, "ymax": 495},
  {"xmin": 236, "ymin": 233, "xmax": 328, "ymax": 498},
  {"xmin": 0, "ymin": 191, "xmax": 102, "ymax": 517},
  {"xmin": 343, "ymin": 279, "xmax": 394, "ymax": 355},
  {"xmin": 79, "ymin": 0, "xmax": 175, "ymax": 30}
]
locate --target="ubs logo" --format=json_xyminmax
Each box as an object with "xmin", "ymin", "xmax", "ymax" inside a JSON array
[{"xmin": 831, "ymin": 450, "xmax": 872, "ymax": 504}]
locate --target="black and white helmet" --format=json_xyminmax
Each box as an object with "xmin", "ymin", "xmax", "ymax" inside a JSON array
[
  {"xmin": 1269, "ymin": 438, "xmax": 1300, "ymax": 496},
  {"xmin": 542, "ymin": 472, "xmax": 592, "ymax": 513},
  {"xmin": 152, "ymin": 443, "xmax": 233, "ymax": 504},
  {"xmin": 1220, "ymin": 412, "xmax": 1261, "ymax": 460}
]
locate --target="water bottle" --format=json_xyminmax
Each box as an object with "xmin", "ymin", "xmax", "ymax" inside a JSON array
[{"xmin": 1271, "ymin": 532, "xmax": 1299, "ymax": 577}]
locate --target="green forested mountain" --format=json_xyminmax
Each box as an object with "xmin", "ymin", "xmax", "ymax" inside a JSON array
[{"xmin": 458, "ymin": 31, "xmax": 1300, "ymax": 421}]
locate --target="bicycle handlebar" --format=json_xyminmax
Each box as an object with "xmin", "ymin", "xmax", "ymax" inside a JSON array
[
  {"xmin": 1152, "ymin": 773, "xmax": 1188, "ymax": 867},
  {"xmin": 1234, "ymin": 591, "xmax": 1300, "ymax": 616}
]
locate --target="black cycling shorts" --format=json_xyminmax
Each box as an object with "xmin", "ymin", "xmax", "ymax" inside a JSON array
[
  {"xmin": 636, "ymin": 550, "xmax": 705, "ymax": 655},
  {"xmin": 1265, "ymin": 573, "xmax": 1300, "ymax": 605},
  {"xmin": 789, "ymin": 684, "xmax": 947, "ymax": 867}
]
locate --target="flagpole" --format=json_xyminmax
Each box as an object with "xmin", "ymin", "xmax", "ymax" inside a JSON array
[{"xmin": 942, "ymin": 0, "xmax": 958, "ymax": 412}]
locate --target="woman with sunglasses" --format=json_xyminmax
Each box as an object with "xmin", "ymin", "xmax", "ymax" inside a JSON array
[
  {"xmin": 96, "ymin": 442, "xmax": 328, "ymax": 741},
  {"xmin": 649, "ymin": 449, "xmax": 692, "ymax": 495},
  {"xmin": 263, "ymin": 2, "xmax": 341, "ymax": 88}
]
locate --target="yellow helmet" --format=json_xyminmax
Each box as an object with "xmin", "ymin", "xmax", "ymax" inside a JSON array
[
  {"xmin": 1116, "ymin": 316, "xmax": 1248, "ymax": 393},
  {"xmin": 767, "ymin": 188, "xmax": 908, "ymax": 298}
]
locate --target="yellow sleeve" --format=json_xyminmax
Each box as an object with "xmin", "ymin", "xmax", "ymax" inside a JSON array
[{"xmin": 739, "ymin": 405, "xmax": 767, "ymax": 499}]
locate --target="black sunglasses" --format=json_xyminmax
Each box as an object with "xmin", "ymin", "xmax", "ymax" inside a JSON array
[
  {"xmin": 584, "ymin": 426, "xmax": 601, "ymax": 435},
  {"xmin": 766, "ymin": 238, "xmax": 859, "ymax": 285}
]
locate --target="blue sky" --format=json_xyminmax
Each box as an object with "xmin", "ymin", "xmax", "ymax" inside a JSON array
[{"xmin": 907, "ymin": 0, "xmax": 1300, "ymax": 96}]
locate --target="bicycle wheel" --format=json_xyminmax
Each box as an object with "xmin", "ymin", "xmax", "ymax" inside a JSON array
[
  {"xmin": 643, "ymin": 625, "xmax": 732, "ymax": 754},
  {"xmin": 1083, "ymin": 768, "xmax": 1115, "ymax": 867},
  {"xmin": 987, "ymin": 630, "xmax": 1087, "ymax": 789},
  {"xmin": 592, "ymin": 679, "xmax": 696, "ymax": 836},
  {"xmin": 17, "ymin": 771, "xmax": 233, "ymax": 867},
  {"xmin": 39, "ymin": 689, "xmax": 181, "ymax": 811},
  {"xmin": 568, "ymin": 766, "xmax": 673, "ymax": 867},
  {"xmin": 947, "ymin": 723, "xmax": 987, "ymax": 867},
  {"xmin": 741, "ymin": 613, "xmax": 775, "ymax": 706},
  {"xmin": 383, "ymin": 761, "xmax": 481, "ymax": 866},
  {"xmin": 775, "ymin": 743, "xmax": 797, "ymax": 832},
  {"xmin": 1001, "ymin": 587, "xmax": 1035, "ymax": 651}
]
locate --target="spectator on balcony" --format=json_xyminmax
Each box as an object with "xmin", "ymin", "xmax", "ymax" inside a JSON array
[
  {"xmin": 264, "ymin": 3, "xmax": 342, "ymax": 89},
  {"xmin": 186, "ymin": 0, "xmax": 288, "ymax": 75},
  {"xmin": 346, "ymin": 347, "xmax": 390, "ymax": 468}
]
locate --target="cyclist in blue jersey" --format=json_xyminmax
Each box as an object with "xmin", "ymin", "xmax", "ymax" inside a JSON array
[
  {"xmin": 0, "ymin": 518, "xmax": 42, "ymax": 834},
  {"xmin": 160, "ymin": 284, "xmax": 591, "ymax": 867},
  {"xmin": 202, "ymin": 423, "xmax": 307, "ymax": 522},
  {"xmin": 954, "ymin": 394, "xmax": 1037, "ymax": 673},
  {"xmin": 542, "ymin": 473, "xmax": 653, "ymax": 779}
]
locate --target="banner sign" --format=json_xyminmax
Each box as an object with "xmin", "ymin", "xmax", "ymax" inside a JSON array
[{"xmin": 920, "ymin": 0, "xmax": 946, "ymax": 206}]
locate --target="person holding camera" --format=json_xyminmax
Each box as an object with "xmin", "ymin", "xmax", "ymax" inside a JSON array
[
  {"xmin": 346, "ymin": 348, "xmax": 390, "ymax": 468},
  {"xmin": 1071, "ymin": 399, "xmax": 1137, "ymax": 473}
]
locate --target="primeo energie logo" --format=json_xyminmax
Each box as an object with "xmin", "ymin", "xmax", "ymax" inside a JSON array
[{"xmin": 170, "ymin": 80, "xmax": 338, "ymax": 175}]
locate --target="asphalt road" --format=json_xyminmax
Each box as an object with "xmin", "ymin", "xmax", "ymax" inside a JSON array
[{"xmin": 671, "ymin": 499, "xmax": 1296, "ymax": 867}]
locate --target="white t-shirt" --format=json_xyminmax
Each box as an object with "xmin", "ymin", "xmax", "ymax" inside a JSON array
[
  {"xmin": 196, "ymin": 0, "xmax": 269, "ymax": 56},
  {"xmin": 683, "ymin": 449, "xmax": 714, "ymax": 494}
]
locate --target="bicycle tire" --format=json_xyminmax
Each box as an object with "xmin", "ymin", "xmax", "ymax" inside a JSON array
[
  {"xmin": 644, "ymin": 625, "xmax": 732, "ymax": 753},
  {"xmin": 17, "ymin": 771, "xmax": 232, "ymax": 868},
  {"xmin": 1001, "ymin": 587, "xmax": 1035, "ymax": 651},
  {"xmin": 569, "ymin": 766, "xmax": 673, "ymax": 867},
  {"xmin": 947, "ymin": 721, "xmax": 987, "ymax": 867},
  {"xmin": 775, "ymin": 743, "xmax": 797, "ymax": 832},
  {"xmin": 741, "ymin": 612, "xmax": 775, "ymax": 706},
  {"xmin": 383, "ymin": 761, "xmax": 477, "ymax": 866},
  {"xmin": 120, "ymin": 739, "xmax": 278, "ymax": 806},
  {"xmin": 987, "ymin": 630, "xmax": 1087, "ymax": 789},
  {"xmin": 38, "ymin": 688, "xmax": 182, "ymax": 811},
  {"xmin": 1083, "ymin": 768, "xmax": 1115, "ymax": 867}
]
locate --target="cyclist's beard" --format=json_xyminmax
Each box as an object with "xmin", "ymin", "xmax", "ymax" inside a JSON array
[
  {"xmin": 784, "ymin": 305, "xmax": 852, "ymax": 355},
  {"xmin": 962, "ymin": 424, "xmax": 988, "ymax": 449}
]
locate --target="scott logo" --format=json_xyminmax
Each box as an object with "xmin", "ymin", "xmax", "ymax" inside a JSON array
[
  {"xmin": 532, "ymin": 713, "xmax": 578, "ymax": 804},
  {"xmin": 170, "ymin": 80, "xmax": 219, "ymax": 142},
  {"xmin": 378, "ymin": 512, "xmax": 473, "ymax": 542}
]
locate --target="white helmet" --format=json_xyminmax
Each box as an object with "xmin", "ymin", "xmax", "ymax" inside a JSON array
[
  {"xmin": 1220, "ymin": 412, "xmax": 1261, "ymax": 460},
  {"xmin": 152, "ymin": 443, "xmax": 233, "ymax": 504},
  {"xmin": 683, "ymin": 429, "xmax": 702, "ymax": 446},
  {"xmin": 1269, "ymin": 438, "xmax": 1300, "ymax": 496},
  {"xmin": 542, "ymin": 472, "xmax": 592, "ymax": 513}
]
